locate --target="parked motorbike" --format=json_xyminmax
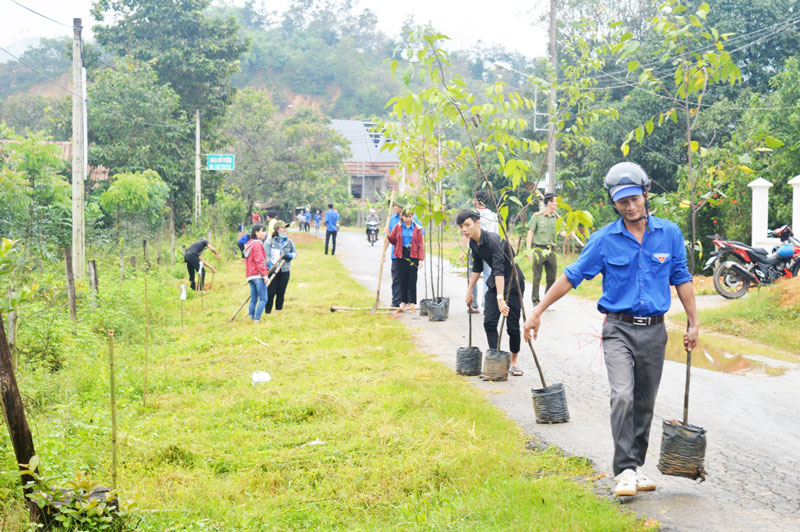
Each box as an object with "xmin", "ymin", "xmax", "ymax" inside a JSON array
[
  {"xmin": 366, "ymin": 220, "xmax": 379, "ymax": 246},
  {"xmin": 703, "ymin": 225, "xmax": 800, "ymax": 299}
]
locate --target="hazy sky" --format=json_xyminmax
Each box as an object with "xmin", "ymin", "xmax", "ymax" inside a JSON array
[{"xmin": 1, "ymin": 0, "xmax": 548, "ymax": 58}]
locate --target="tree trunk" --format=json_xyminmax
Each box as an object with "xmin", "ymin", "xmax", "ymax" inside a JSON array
[
  {"xmin": 0, "ymin": 314, "xmax": 44, "ymax": 524},
  {"xmin": 130, "ymin": 255, "xmax": 136, "ymax": 271},
  {"xmin": 64, "ymin": 247, "xmax": 77, "ymax": 322},
  {"xmin": 142, "ymin": 239, "xmax": 149, "ymax": 265},
  {"xmin": 156, "ymin": 231, "xmax": 163, "ymax": 265}
]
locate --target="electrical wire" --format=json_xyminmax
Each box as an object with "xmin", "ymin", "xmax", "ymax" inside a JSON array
[
  {"xmin": 590, "ymin": 13, "xmax": 800, "ymax": 83},
  {"xmin": 8, "ymin": 0, "xmax": 74, "ymax": 29},
  {"xmin": 0, "ymin": 44, "xmax": 192, "ymax": 129}
]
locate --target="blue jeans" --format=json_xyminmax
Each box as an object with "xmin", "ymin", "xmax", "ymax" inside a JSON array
[{"xmin": 248, "ymin": 278, "xmax": 267, "ymax": 321}]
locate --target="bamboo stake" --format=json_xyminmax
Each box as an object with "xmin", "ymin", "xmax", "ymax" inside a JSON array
[
  {"xmin": 372, "ymin": 190, "xmax": 396, "ymax": 313},
  {"xmin": 108, "ymin": 330, "xmax": 118, "ymax": 490},
  {"xmin": 143, "ymin": 240, "xmax": 149, "ymax": 408}
]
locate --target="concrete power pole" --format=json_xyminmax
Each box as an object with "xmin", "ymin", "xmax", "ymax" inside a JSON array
[
  {"xmin": 546, "ymin": 0, "xmax": 558, "ymax": 195},
  {"xmin": 194, "ymin": 110, "xmax": 201, "ymax": 222},
  {"xmin": 71, "ymin": 18, "xmax": 85, "ymax": 278}
]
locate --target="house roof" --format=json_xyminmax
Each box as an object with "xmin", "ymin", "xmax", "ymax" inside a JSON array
[{"xmin": 329, "ymin": 119, "xmax": 399, "ymax": 164}]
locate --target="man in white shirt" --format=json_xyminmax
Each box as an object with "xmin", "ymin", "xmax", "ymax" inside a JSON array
[{"xmin": 460, "ymin": 189, "xmax": 499, "ymax": 312}]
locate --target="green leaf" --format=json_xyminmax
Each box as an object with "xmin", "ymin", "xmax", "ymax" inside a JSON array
[
  {"xmin": 763, "ymin": 135, "xmax": 784, "ymax": 149},
  {"xmin": 627, "ymin": 60, "xmax": 640, "ymax": 72},
  {"xmin": 621, "ymin": 143, "xmax": 630, "ymax": 156},
  {"xmin": 690, "ymin": 140, "xmax": 699, "ymax": 153},
  {"xmin": 635, "ymin": 126, "xmax": 644, "ymax": 143},
  {"xmin": 645, "ymin": 120, "xmax": 654, "ymax": 135}
]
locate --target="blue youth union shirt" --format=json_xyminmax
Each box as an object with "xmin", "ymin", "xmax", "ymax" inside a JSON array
[
  {"xmin": 324, "ymin": 209, "xmax": 339, "ymax": 231},
  {"xmin": 563, "ymin": 216, "xmax": 692, "ymax": 317}
]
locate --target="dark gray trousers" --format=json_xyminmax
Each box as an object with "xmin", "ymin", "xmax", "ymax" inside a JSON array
[{"xmin": 602, "ymin": 316, "xmax": 667, "ymax": 475}]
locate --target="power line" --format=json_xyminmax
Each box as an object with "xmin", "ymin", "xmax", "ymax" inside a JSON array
[
  {"xmin": 0, "ymin": 44, "xmax": 191, "ymax": 129},
  {"xmin": 591, "ymin": 13, "xmax": 800, "ymax": 83},
  {"xmin": 8, "ymin": 0, "xmax": 74, "ymax": 29}
]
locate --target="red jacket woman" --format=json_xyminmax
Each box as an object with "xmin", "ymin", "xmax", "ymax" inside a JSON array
[
  {"xmin": 386, "ymin": 210, "xmax": 424, "ymax": 312},
  {"xmin": 387, "ymin": 219, "xmax": 425, "ymax": 260}
]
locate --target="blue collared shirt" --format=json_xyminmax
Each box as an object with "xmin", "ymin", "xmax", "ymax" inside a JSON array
[
  {"xmin": 388, "ymin": 213, "xmax": 422, "ymax": 259},
  {"xmin": 324, "ymin": 209, "xmax": 339, "ymax": 231},
  {"xmin": 563, "ymin": 216, "xmax": 692, "ymax": 317}
]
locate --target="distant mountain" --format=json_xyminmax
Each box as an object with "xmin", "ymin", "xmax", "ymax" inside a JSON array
[{"xmin": 0, "ymin": 37, "xmax": 43, "ymax": 63}]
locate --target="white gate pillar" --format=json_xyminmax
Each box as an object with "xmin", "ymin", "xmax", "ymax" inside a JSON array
[
  {"xmin": 748, "ymin": 177, "xmax": 773, "ymax": 249},
  {"xmin": 789, "ymin": 175, "xmax": 800, "ymax": 232}
]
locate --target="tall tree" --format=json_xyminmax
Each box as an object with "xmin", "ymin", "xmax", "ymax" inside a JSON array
[
  {"xmin": 91, "ymin": 0, "xmax": 250, "ymax": 122},
  {"xmin": 87, "ymin": 59, "xmax": 189, "ymax": 197}
]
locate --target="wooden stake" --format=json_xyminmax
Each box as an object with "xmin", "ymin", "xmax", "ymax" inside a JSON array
[
  {"xmin": 64, "ymin": 247, "xmax": 77, "ymax": 322},
  {"xmin": 372, "ymin": 190, "xmax": 395, "ymax": 313},
  {"xmin": 108, "ymin": 330, "xmax": 118, "ymax": 490},
  {"xmin": 88, "ymin": 259, "xmax": 98, "ymax": 308},
  {"xmin": 143, "ymin": 240, "xmax": 149, "ymax": 408}
]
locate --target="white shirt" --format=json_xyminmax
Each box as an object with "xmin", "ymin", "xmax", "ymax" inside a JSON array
[{"xmin": 477, "ymin": 207, "xmax": 499, "ymax": 235}]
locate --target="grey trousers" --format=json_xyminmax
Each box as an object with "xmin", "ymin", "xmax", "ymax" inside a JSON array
[{"xmin": 602, "ymin": 316, "xmax": 668, "ymax": 475}]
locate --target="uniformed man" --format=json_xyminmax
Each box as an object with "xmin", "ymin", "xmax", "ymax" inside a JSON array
[
  {"xmin": 523, "ymin": 162, "xmax": 699, "ymax": 497},
  {"xmin": 526, "ymin": 193, "xmax": 559, "ymax": 306}
]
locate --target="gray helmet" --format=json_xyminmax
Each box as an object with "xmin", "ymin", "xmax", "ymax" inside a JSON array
[{"xmin": 604, "ymin": 162, "xmax": 650, "ymax": 201}]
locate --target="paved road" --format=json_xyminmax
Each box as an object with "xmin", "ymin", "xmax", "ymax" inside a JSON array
[{"xmin": 331, "ymin": 230, "xmax": 800, "ymax": 532}]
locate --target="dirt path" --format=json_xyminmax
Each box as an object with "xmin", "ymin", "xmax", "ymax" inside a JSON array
[{"xmin": 332, "ymin": 229, "xmax": 800, "ymax": 532}]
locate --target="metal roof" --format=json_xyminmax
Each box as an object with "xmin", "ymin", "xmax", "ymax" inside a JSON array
[{"xmin": 329, "ymin": 119, "xmax": 399, "ymax": 163}]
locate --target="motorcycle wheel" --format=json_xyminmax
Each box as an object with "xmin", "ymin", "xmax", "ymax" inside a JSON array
[{"xmin": 713, "ymin": 262, "xmax": 750, "ymax": 299}]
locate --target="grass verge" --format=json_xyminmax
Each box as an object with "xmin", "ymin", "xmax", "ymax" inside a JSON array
[{"xmin": 2, "ymin": 234, "xmax": 652, "ymax": 531}]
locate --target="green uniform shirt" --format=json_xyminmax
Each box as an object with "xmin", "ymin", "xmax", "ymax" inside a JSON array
[{"xmin": 527, "ymin": 212, "xmax": 558, "ymax": 246}]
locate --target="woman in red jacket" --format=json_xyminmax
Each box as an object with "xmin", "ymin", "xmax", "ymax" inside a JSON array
[
  {"xmin": 243, "ymin": 223, "xmax": 269, "ymax": 322},
  {"xmin": 386, "ymin": 209, "xmax": 425, "ymax": 312}
]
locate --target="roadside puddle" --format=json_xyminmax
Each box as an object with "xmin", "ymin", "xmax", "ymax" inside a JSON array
[{"xmin": 665, "ymin": 330, "xmax": 798, "ymax": 376}]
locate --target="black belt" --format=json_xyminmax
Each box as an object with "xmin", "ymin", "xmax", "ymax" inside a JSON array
[
  {"xmin": 605, "ymin": 313, "xmax": 664, "ymax": 326},
  {"xmin": 534, "ymin": 244, "xmax": 554, "ymax": 249}
]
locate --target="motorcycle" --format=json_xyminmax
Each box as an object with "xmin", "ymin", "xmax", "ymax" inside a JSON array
[
  {"xmin": 703, "ymin": 225, "xmax": 800, "ymax": 299},
  {"xmin": 366, "ymin": 220, "xmax": 379, "ymax": 246}
]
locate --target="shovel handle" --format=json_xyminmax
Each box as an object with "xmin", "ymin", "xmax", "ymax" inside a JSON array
[{"xmin": 683, "ymin": 320, "xmax": 692, "ymax": 426}]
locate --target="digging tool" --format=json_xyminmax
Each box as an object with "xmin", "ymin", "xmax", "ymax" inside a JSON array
[
  {"xmin": 229, "ymin": 256, "xmax": 285, "ymax": 323},
  {"xmin": 372, "ymin": 190, "xmax": 396, "ymax": 313},
  {"xmin": 330, "ymin": 305, "xmax": 395, "ymax": 312}
]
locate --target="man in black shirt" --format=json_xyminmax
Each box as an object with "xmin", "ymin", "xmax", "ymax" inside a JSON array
[
  {"xmin": 457, "ymin": 209, "xmax": 526, "ymax": 376},
  {"xmin": 184, "ymin": 238, "xmax": 219, "ymax": 290}
]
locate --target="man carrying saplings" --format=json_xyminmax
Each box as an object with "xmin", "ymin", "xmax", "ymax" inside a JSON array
[
  {"xmin": 457, "ymin": 209, "xmax": 526, "ymax": 377},
  {"xmin": 523, "ymin": 162, "xmax": 699, "ymax": 497}
]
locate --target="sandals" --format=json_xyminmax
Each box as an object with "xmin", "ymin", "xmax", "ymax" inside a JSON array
[{"xmin": 510, "ymin": 366, "xmax": 524, "ymax": 377}]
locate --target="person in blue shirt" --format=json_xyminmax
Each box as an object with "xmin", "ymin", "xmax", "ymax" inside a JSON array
[
  {"xmin": 313, "ymin": 210, "xmax": 322, "ymax": 233},
  {"xmin": 387, "ymin": 202, "xmax": 423, "ymax": 308},
  {"xmin": 523, "ymin": 162, "xmax": 699, "ymax": 498},
  {"xmin": 324, "ymin": 203, "xmax": 340, "ymax": 255}
]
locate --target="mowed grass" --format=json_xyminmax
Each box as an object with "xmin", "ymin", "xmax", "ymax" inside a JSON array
[{"xmin": 3, "ymin": 234, "xmax": 652, "ymax": 531}]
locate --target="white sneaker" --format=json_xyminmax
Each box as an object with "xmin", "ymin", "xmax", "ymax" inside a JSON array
[
  {"xmin": 636, "ymin": 469, "xmax": 656, "ymax": 491},
  {"xmin": 614, "ymin": 468, "xmax": 637, "ymax": 497}
]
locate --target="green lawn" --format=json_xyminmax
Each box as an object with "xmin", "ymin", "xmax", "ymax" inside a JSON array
[{"xmin": 2, "ymin": 235, "xmax": 652, "ymax": 531}]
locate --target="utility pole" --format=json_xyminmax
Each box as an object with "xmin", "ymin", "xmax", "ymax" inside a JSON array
[
  {"xmin": 71, "ymin": 18, "xmax": 85, "ymax": 278},
  {"xmin": 546, "ymin": 0, "xmax": 558, "ymax": 195},
  {"xmin": 194, "ymin": 109, "xmax": 201, "ymax": 222}
]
